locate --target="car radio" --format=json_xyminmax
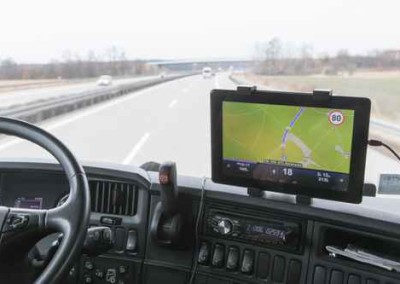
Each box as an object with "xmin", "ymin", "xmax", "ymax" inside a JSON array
[{"xmin": 205, "ymin": 209, "xmax": 302, "ymax": 251}]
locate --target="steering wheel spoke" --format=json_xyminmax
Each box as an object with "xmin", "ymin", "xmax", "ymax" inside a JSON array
[
  {"xmin": 0, "ymin": 206, "xmax": 48, "ymax": 260},
  {"xmin": 1, "ymin": 206, "xmax": 46, "ymax": 233}
]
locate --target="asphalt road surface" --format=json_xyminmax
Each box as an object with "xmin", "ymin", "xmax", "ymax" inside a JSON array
[{"xmin": 0, "ymin": 73, "xmax": 398, "ymax": 187}]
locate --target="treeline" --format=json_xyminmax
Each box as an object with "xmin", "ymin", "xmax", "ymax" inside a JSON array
[
  {"xmin": 0, "ymin": 47, "xmax": 158, "ymax": 80},
  {"xmin": 254, "ymin": 38, "xmax": 400, "ymax": 75}
]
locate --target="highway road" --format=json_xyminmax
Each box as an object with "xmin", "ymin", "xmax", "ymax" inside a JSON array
[
  {"xmin": 0, "ymin": 75, "xmax": 159, "ymax": 109},
  {"xmin": 0, "ymin": 73, "xmax": 398, "ymax": 188}
]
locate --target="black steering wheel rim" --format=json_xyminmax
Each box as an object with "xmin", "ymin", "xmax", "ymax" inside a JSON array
[{"xmin": 0, "ymin": 117, "xmax": 90, "ymax": 283}]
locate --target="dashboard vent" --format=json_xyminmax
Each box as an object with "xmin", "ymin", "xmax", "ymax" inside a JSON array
[{"xmin": 89, "ymin": 180, "xmax": 138, "ymax": 216}]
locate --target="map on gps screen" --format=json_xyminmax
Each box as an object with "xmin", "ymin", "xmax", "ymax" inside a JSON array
[{"xmin": 222, "ymin": 101, "xmax": 354, "ymax": 174}]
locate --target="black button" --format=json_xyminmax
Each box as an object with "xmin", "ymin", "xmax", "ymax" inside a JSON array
[
  {"xmin": 84, "ymin": 260, "xmax": 94, "ymax": 270},
  {"xmin": 101, "ymin": 216, "xmax": 122, "ymax": 226},
  {"xmin": 272, "ymin": 255, "xmax": 286, "ymax": 282},
  {"xmin": 93, "ymin": 230, "xmax": 100, "ymax": 241},
  {"xmin": 119, "ymin": 265, "xmax": 128, "ymax": 274},
  {"xmin": 348, "ymin": 274, "xmax": 361, "ymax": 284},
  {"xmin": 198, "ymin": 242, "xmax": 210, "ymax": 265},
  {"xmin": 226, "ymin": 247, "xmax": 239, "ymax": 271},
  {"xmin": 83, "ymin": 275, "xmax": 93, "ymax": 284},
  {"xmin": 105, "ymin": 268, "xmax": 117, "ymax": 283},
  {"xmin": 115, "ymin": 228, "xmax": 126, "ymax": 251},
  {"xmin": 3, "ymin": 214, "xmax": 29, "ymax": 232},
  {"xmin": 212, "ymin": 243, "xmax": 225, "ymax": 268},
  {"xmin": 330, "ymin": 270, "xmax": 344, "ymax": 284},
  {"xmin": 241, "ymin": 249, "xmax": 254, "ymax": 275},
  {"xmin": 287, "ymin": 259, "xmax": 302, "ymax": 284},
  {"xmin": 313, "ymin": 266, "xmax": 326, "ymax": 284},
  {"xmin": 103, "ymin": 229, "xmax": 112, "ymax": 242},
  {"xmin": 366, "ymin": 279, "xmax": 378, "ymax": 284},
  {"xmin": 95, "ymin": 269, "xmax": 104, "ymax": 278},
  {"xmin": 257, "ymin": 252, "xmax": 270, "ymax": 279},
  {"xmin": 126, "ymin": 230, "xmax": 137, "ymax": 252}
]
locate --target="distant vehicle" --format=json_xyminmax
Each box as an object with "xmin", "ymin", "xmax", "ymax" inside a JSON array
[
  {"xmin": 97, "ymin": 75, "xmax": 113, "ymax": 86},
  {"xmin": 202, "ymin": 67, "xmax": 212, "ymax": 78}
]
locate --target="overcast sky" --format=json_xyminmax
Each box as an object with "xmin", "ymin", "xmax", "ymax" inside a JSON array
[{"xmin": 0, "ymin": 0, "xmax": 399, "ymax": 63}]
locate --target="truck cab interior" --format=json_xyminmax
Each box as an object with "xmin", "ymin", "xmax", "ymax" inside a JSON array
[
  {"xmin": 0, "ymin": 85, "xmax": 399, "ymax": 284},
  {"xmin": 1, "ymin": 1, "xmax": 400, "ymax": 283}
]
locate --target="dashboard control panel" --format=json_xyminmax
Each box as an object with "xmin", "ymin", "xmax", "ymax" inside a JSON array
[
  {"xmin": 197, "ymin": 239, "xmax": 304, "ymax": 283},
  {"xmin": 78, "ymin": 257, "xmax": 135, "ymax": 284}
]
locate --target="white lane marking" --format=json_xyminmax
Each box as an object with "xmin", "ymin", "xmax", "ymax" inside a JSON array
[
  {"xmin": 0, "ymin": 84, "xmax": 165, "ymax": 152},
  {"xmin": 122, "ymin": 132, "xmax": 150, "ymax": 165},
  {"xmin": 45, "ymin": 84, "xmax": 164, "ymax": 131},
  {"xmin": 168, "ymin": 99, "xmax": 178, "ymax": 108},
  {"xmin": 214, "ymin": 74, "xmax": 220, "ymax": 88}
]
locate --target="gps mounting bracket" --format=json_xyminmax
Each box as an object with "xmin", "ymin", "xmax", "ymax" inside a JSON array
[
  {"xmin": 237, "ymin": 85, "xmax": 257, "ymax": 95},
  {"xmin": 247, "ymin": 187, "xmax": 264, "ymax": 197},
  {"xmin": 295, "ymin": 194, "xmax": 312, "ymax": 205},
  {"xmin": 247, "ymin": 188, "xmax": 313, "ymax": 205},
  {"xmin": 312, "ymin": 89, "xmax": 332, "ymax": 100}
]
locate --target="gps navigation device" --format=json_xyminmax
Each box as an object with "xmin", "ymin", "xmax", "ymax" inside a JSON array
[{"xmin": 211, "ymin": 88, "xmax": 371, "ymax": 203}]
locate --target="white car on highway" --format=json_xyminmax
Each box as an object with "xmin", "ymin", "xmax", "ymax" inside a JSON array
[
  {"xmin": 202, "ymin": 67, "xmax": 212, "ymax": 79},
  {"xmin": 96, "ymin": 75, "xmax": 113, "ymax": 86}
]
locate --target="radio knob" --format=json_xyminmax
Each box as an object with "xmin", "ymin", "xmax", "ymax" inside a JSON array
[{"xmin": 217, "ymin": 219, "xmax": 233, "ymax": 235}]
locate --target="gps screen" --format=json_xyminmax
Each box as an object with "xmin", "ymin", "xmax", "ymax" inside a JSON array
[{"xmin": 222, "ymin": 101, "xmax": 355, "ymax": 192}]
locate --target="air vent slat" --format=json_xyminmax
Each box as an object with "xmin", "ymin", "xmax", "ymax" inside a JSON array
[
  {"xmin": 101, "ymin": 182, "xmax": 105, "ymax": 213},
  {"xmin": 118, "ymin": 183, "xmax": 123, "ymax": 215},
  {"xmin": 125, "ymin": 184, "xmax": 129, "ymax": 216},
  {"xmin": 107, "ymin": 182, "xmax": 111, "ymax": 213},
  {"xmin": 95, "ymin": 182, "xmax": 100, "ymax": 212},
  {"xmin": 89, "ymin": 180, "xmax": 138, "ymax": 216}
]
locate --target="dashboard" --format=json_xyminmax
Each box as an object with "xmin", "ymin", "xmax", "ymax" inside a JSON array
[{"xmin": 0, "ymin": 160, "xmax": 400, "ymax": 284}]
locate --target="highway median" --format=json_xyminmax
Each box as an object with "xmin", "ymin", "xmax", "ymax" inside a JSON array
[{"xmin": 0, "ymin": 74, "xmax": 192, "ymax": 125}]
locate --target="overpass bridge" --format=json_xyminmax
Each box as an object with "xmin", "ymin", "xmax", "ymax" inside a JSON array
[{"xmin": 148, "ymin": 58, "xmax": 253, "ymax": 71}]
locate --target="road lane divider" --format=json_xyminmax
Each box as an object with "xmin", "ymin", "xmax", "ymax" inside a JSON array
[{"xmin": 122, "ymin": 132, "xmax": 151, "ymax": 165}]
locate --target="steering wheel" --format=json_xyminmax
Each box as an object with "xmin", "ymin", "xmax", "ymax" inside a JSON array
[{"xmin": 0, "ymin": 117, "xmax": 90, "ymax": 283}]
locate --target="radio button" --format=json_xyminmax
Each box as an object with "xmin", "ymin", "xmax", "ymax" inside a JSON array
[
  {"xmin": 226, "ymin": 247, "xmax": 239, "ymax": 271},
  {"xmin": 272, "ymin": 255, "xmax": 286, "ymax": 282},
  {"xmin": 198, "ymin": 242, "xmax": 210, "ymax": 265},
  {"xmin": 241, "ymin": 249, "xmax": 254, "ymax": 275},
  {"xmin": 217, "ymin": 219, "xmax": 233, "ymax": 235},
  {"xmin": 212, "ymin": 243, "xmax": 225, "ymax": 268},
  {"xmin": 257, "ymin": 252, "xmax": 271, "ymax": 279}
]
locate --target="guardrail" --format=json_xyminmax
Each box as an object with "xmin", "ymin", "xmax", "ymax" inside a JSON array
[
  {"xmin": 0, "ymin": 74, "xmax": 190, "ymax": 124},
  {"xmin": 229, "ymin": 74, "xmax": 400, "ymax": 136}
]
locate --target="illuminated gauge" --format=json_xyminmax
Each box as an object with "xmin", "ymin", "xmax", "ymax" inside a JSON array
[{"xmin": 56, "ymin": 194, "xmax": 69, "ymax": 207}]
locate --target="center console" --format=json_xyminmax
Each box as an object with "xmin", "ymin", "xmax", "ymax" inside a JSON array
[{"xmin": 196, "ymin": 203, "xmax": 311, "ymax": 284}]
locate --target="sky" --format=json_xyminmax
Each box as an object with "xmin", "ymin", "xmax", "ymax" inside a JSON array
[{"xmin": 0, "ymin": 0, "xmax": 399, "ymax": 63}]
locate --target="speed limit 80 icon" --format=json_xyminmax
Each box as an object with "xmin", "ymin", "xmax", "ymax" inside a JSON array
[{"xmin": 328, "ymin": 110, "xmax": 345, "ymax": 126}]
